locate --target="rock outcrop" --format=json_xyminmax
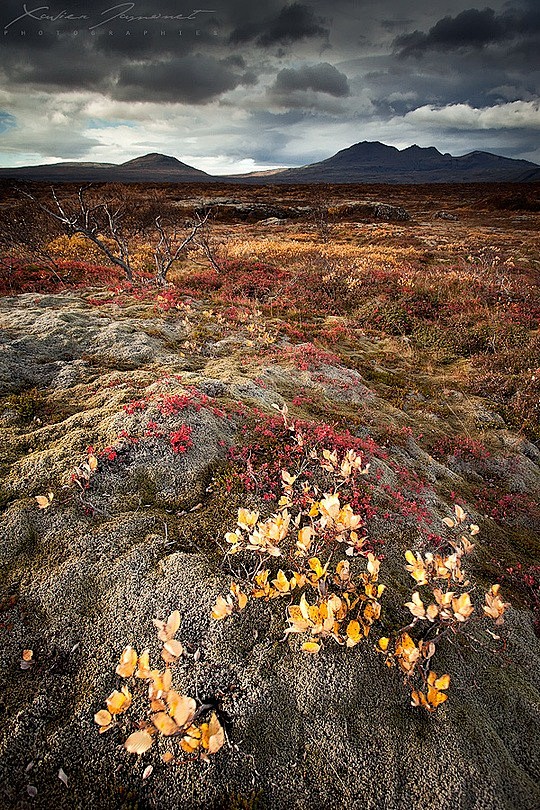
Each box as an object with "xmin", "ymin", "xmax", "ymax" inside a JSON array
[{"xmin": 0, "ymin": 291, "xmax": 539, "ymax": 810}]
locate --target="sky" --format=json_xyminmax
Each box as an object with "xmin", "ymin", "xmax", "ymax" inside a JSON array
[{"xmin": 0, "ymin": 0, "xmax": 539, "ymax": 172}]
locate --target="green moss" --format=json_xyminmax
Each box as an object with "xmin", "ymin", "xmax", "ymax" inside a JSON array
[{"xmin": 5, "ymin": 387, "xmax": 44, "ymax": 422}]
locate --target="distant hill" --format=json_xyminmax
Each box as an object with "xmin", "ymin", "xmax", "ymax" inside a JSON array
[
  {"xmin": 252, "ymin": 142, "xmax": 540, "ymax": 184},
  {"xmin": 1, "ymin": 143, "xmax": 539, "ymax": 184},
  {"xmin": 0, "ymin": 152, "xmax": 212, "ymax": 183}
]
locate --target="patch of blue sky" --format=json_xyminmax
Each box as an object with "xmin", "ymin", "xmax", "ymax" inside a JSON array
[
  {"xmin": 0, "ymin": 111, "xmax": 17, "ymax": 133},
  {"xmin": 86, "ymin": 118, "xmax": 136, "ymax": 129}
]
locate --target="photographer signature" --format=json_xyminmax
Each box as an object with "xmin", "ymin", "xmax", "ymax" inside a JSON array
[{"xmin": 4, "ymin": 3, "xmax": 215, "ymax": 31}]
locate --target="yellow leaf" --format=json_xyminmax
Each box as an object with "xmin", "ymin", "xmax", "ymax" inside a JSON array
[
  {"xmin": 346, "ymin": 620, "xmax": 362, "ymax": 647},
  {"xmin": 442, "ymin": 517, "xmax": 455, "ymax": 528},
  {"xmin": 225, "ymin": 531, "xmax": 242, "ymax": 547},
  {"xmin": 299, "ymin": 593, "xmax": 311, "ymax": 621},
  {"xmin": 162, "ymin": 752, "xmax": 174, "ymax": 764},
  {"xmin": 165, "ymin": 610, "xmax": 181, "ymax": 639},
  {"xmin": 308, "ymin": 557, "xmax": 325, "ymax": 580},
  {"xmin": 378, "ymin": 637, "xmax": 390, "ymax": 651},
  {"xmin": 405, "ymin": 591, "xmax": 425, "ymax": 618},
  {"xmin": 153, "ymin": 610, "xmax": 181, "ymax": 642},
  {"xmin": 94, "ymin": 709, "xmax": 112, "ymax": 727},
  {"xmin": 427, "ymin": 687, "xmax": 448, "ymax": 708},
  {"xmin": 211, "ymin": 595, "xmax": 233, "ymax": 620},
  {"xmin": 163, "ymin": 639, "xmax": 183, "ymax": 658},
  {"xmin": 181, "ymin": 738, "xmax": 200, "ymax": 753},
  {"xmin": 201, "ymin": 722, "xmax": 210, "ymax": 749},
  {"xmin": 272, "ymin": 569, "xmax": 290, "ymax": 593},
  {"xmin": 434, "ymin": 674, "xmax": 450, "ymax": 690},
  {"xmin": 116, "ymin": 645, "xmax": 138, "ymax": 678},
  {"xmin": 152, "ymin": 712, "xmax": 178, "ymax": 736},
  {"xmin": 168, "ymin": 692, "xmax": 196, "ymax": 728},
  {"xmin": 148, "ymin": 669, "xmax": 171, "ymax": 696},
  {"xmin": 452, "ymin": 592, "xmax": 474, "ymax": 621},
  {"xmin": 405, "ymin": 550, "xmax": 416, "ymax": 565},
  {"xmin": 301, "ymin": 641, "xmax": 321, "ymax": 653},
  {"xmin": 297, "ymin": 526, "xmax": 313, "ymax": 554},
  {"xmin": 255, "ymin": 570, "xmax": 269, "ymax": 587},
  {"xmin": 237, "ymin": 591, "xmax": 248, "ymax": 610},
  {"xmin": 237, "ymin": 508, "xmax": 259, "ymax": 530},
  {"xmin": 35, "ymin": 494, "xmax": 53, "ymax": 510},
  {"xmin": 427, "ymin": 604, "xmax": 439, "ymax": 620},
  {"xmin": 136, "ymin": 649, "xmax": 151, "ymax": 679},
  {"xmin": 206, "ymin": 712, "xmax": 225, "ymax": 754},
  {"xmin": 106, "ymin": 687, "xmax": 132, "ymax": 715},
  {"xmin": 366, "ymin": 553, "xmax": 380, "ymax": 578},
  {"xmin": 181, "ymin": 725, "xmax": 202, "ymax": 753},
  {"xmin": 88, "ymin": 454, "xmax": 98, "ymax": 472},
  {"xmin": 319, "ymin": 494, "xmax": 340, "ymax": 521},
  {"xmin": 124, "ymin": 730, "xmax": 153, "ymax": 755},
  {"xmin": 454, "ymin": 504, "xmax": 467, "ymax": 524}
]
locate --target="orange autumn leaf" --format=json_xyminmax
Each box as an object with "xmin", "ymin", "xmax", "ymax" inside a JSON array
[
  {"xmin": 106, "ymin": 686, "xmax": 132, "ymax": 715},
  {"xmin": 116, "ymin": 645, "xmax": 138, "ymax": 678},
  {"xmin": 153, "ymin": 610, "xmax": 181, "ymax": 642},
  {"xmin": 346, "ymin": 620, "xmax": 362, "ymax": 647},
  {"xmin": 152, "ymin": 712, "xmax": 178, "ymax": 736},
  {"xmin": 434, "ymin": 674, "xmax": 450, "ymax": 690},
  {"xmin": 211, "ymin": 595, "xmax": 234, "ymax": 620},
  {"xmin": 427, "ymin": 687, "xmax": 448, "ymax": 708},
  {"xmin": 125, "ymin": 730, "xmax": 153, "ymax": 755},
  {"xmin": 94, "ymin": 709, "xmax": 112, "ymax": 727},
  {"xmin": 180, "ymin": 725, "xmax": 202, "ymax": 753},
  {"xmin": 205, "ymin": 712, "xmax": 225, "ymax": 754},
  {"xmin": 163, "ymin": 639, "xmax": 183, "ymax": 658},
  {"xmin": 136, "ymin": 649, "xmax": 151, "ymax": 679},
  {"xmin": 36, "ymin": 493, "xmax": 54, "ymax": 510},
  {"xmin": 301, "ymin": 640, "xmax": 321, "ymax": 653},
  {"xmin": 167, "ymin": 692, "xmax": 196, "ymax": 728}
]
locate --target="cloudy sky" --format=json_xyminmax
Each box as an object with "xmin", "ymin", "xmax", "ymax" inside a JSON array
[{"xmin": 0, "ymin": 0, "xmax": 539, "ymax": 172}]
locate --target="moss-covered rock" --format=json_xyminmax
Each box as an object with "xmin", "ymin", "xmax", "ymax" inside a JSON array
[{"xmin": 0, "ymin": 291, "xmax": 539, "ymax": 810}]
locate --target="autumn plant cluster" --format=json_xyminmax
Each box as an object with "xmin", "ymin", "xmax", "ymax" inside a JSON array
[
  {"xmin": 211, "ymin": 408, "xmax": 510, "ymax": 713},
  {"xmin": 94, "ymin": 610, "xmax": 225, "ymax": 762}
]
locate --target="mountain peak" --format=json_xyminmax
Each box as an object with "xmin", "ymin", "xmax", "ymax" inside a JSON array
[
  {"xmin": 273, "ymin": 140, "xmax": 540, "ymax": 183},
  {"xmin": 121, "ymin": 153, "xmax": 189, "ymax": 169}
]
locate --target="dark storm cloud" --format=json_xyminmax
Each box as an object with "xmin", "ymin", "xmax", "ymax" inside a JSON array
[
  {"xmin": 0, "ymin": 0, "xmax": 539, "ymax": 167},
  {"xmin": 115, "ymin": 53, "xmax": 255, "ymax": 103},
  {"xmin": 229, "ymin": 3, "xmax": 328, "ymax": 47},
  {"xmin": 0, "ymin": 0, "xmax": 331, "ymax": 100},
  {"xmin": 395, "ymin": 4, "xmax": 540, "ymax": 56},
  {"xmin": 272, "ymin": 63, "xmax": 350, "ymax": 97}
]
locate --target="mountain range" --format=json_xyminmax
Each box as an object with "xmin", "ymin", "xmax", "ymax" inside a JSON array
[{"xmin": 1, "ymin": 142, "xmax": 539, "ymax": 184}]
